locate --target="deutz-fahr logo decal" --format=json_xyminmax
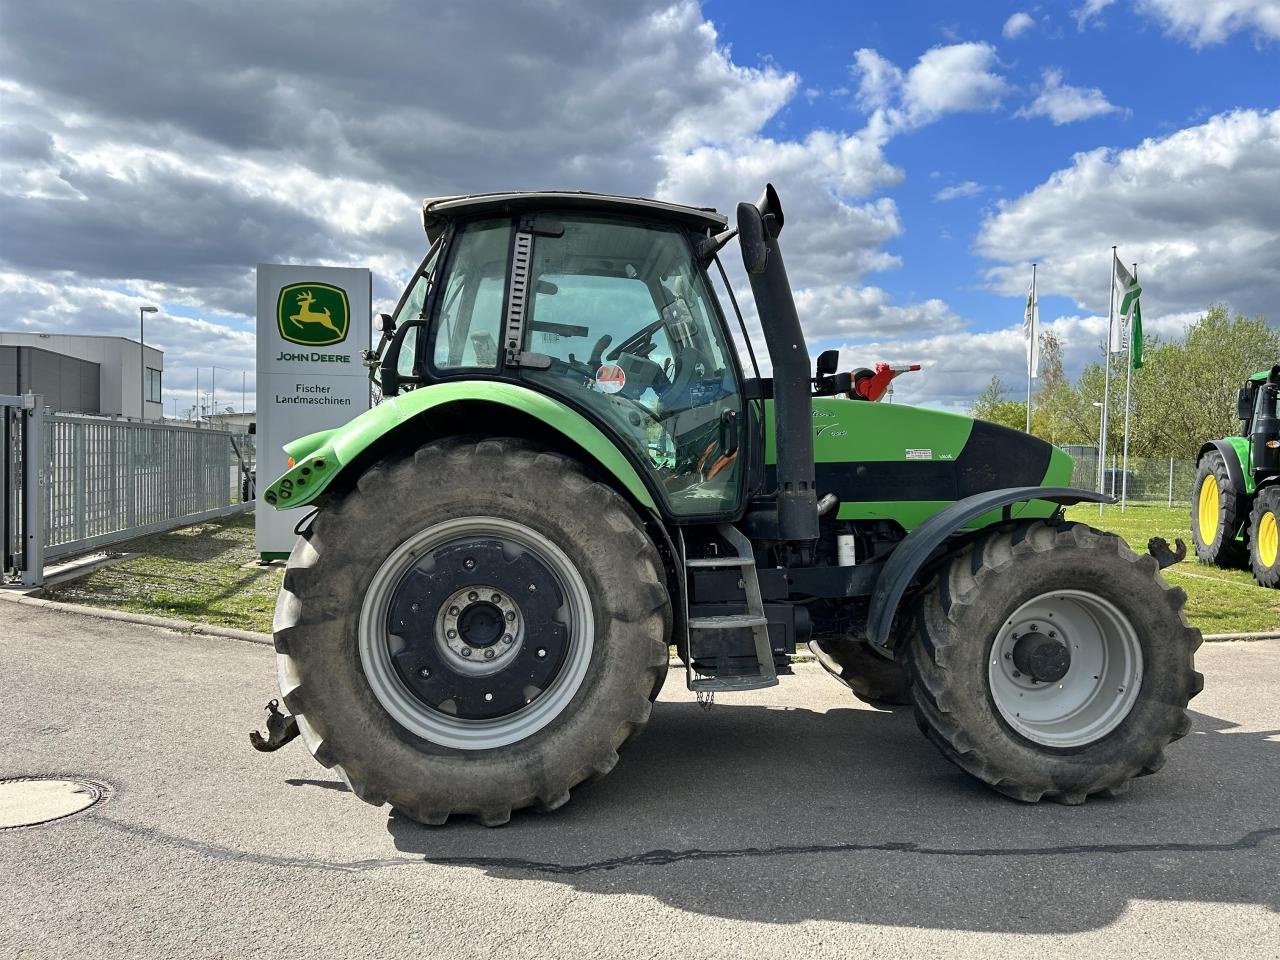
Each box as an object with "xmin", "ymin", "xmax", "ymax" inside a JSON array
[{"xmin": 277, "ymin": 282, "xmax": 350, "ymax": 347}]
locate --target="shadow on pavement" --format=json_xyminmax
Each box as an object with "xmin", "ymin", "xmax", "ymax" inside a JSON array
[{"xmin": 386, "ymin": 702, "xmax": 1280, "ymax": 934}]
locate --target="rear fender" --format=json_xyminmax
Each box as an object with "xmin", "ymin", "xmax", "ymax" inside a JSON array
[
  {"xmin": 264, "ymin": 382, "xmax": 657, "ymax": 512},
  {"xmin": 865, "ymin": 486, "xmax": 1112, "ymax": 652}
]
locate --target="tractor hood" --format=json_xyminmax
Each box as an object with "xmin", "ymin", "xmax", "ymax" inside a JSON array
[{"xmin": 762, "ymin": 397, "xmax": 1073, "ymax": 530}]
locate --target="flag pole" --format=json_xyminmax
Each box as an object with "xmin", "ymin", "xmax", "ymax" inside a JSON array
[
  {"xmin": 1120, "ymin": 262, "xmax": 1137, "ymax": 512},
  {"xmin": 1099, "ymin": 247, "xmax": 1116, "ymax": 515},
  {"xmin": 1026, "ymin": 262, "xmax": 1036, "ymax": 433}
]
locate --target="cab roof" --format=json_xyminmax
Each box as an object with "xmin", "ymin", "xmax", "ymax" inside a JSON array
[{"xmin": 422, "ymin": 190, "xmax": 727, "ymax": 242}]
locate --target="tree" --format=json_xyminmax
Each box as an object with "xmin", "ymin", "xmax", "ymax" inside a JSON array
[{"xmin": 970, "ymin": 376, "xmax": 1028, "ymax": 431}]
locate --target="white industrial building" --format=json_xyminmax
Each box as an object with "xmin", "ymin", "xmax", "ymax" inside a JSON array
[{"xmin": 0, "ymin": 332, "xmax": 164, "ymax": 420}]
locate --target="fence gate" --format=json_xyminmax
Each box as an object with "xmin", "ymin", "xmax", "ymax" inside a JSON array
[{"xmin": 2, "ymin": 394, "xmax": 253, "ymax": 587}]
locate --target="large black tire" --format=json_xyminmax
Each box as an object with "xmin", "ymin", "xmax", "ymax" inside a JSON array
[
  {"xmin": 908, "ymin": 520, "xmax": 1202, "ymax": 804},
  {"xmin": 273, "ymin": 438, "xmax": 671, "ymax": 826},
  {"xmin": 1248, "ymin": 485, "xmax": 1280, "ymax": 588},
  {"xmin": 1191, "ymin": 451, "xmax": 1248, "ymax": 567}
]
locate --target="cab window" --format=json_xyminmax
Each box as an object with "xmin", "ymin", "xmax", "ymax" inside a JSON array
[
  {"xmin": 521, "ymin": 215, "xmax": 743, "ymax": 516},
  {"xmin": 431, "ymin": 218, "xmax": 511, "ymax": 371}
]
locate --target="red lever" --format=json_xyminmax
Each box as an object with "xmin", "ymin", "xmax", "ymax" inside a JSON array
[{"xmin": 851, "ymin": 362, "xmax": 921, "ymax": 402}]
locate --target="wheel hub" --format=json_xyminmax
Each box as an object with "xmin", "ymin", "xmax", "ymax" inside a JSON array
[
  {"xmin": 386, "ymin": 538, "xmax": 569, "ymax": 722},
  {"xmin": 1011, "ymin": 631, "xmax": 1071, "ymax": 683}
]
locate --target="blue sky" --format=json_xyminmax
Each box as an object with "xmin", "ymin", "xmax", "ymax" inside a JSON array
[
  {"xmin": 712, "ymin": 0, "xmax": 1279, "ymax": 333},
  {"xmin": 0, "ymin": 0, "xmax": 1276, "ymax": 414}
]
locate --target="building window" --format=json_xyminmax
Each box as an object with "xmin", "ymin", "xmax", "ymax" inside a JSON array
[{"xmin": 146, "ymin": 367, "xmax": 162, "ymax": 403}]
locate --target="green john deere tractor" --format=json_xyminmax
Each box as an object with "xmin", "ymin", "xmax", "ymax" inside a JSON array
[
  {"xmin": 1192, "ymin": 365, "xmax": 1280, "ymax": 587},
  {"xmin": 260, "ymin": 185, "xmax": 1201, "ymax": 825}
]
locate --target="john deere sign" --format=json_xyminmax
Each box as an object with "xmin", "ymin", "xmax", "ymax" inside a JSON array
[
  {"xmin": 257, "ymin": 264, "xmax": 371, "ymax": 557},
  {"xmin": 277, "ymin": 282, "xmax": 350, "ymax": 346}
]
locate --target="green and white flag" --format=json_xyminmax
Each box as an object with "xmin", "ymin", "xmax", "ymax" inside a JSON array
[
  {"xmin": 1112, "ymin": 253, "xmax": 1144, "ymax": 368},
  {"xmin": 1024, "ymin": 274, "xmax": 1040, "ymax": 378}
]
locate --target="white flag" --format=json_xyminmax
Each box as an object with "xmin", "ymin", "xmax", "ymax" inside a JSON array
[{"xmin": 1024, "ymin": 276, "xmax": 1040, "ymax": 377}]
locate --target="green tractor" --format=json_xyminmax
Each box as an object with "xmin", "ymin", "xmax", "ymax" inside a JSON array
[
  {"xmin": 260, "ymin": 185, "xmax": 1201, "ymax": 825},
  {"xmin": 1192, "ymin": 365, "xmax": 1280, "ymax": 587}
]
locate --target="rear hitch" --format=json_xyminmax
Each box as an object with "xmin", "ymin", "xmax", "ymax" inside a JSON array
[
  {"xmin": 250, "ymin": 698, "xmax": 301, "ymax": 752},
  {"xmin": 1148, "ymin": 536, "xmax": 1187, "ymax": 570}
]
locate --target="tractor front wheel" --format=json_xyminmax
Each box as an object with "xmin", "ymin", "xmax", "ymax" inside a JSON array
[
  {"xmin": 1191, "ymin": 451, "xmax": 1247, "ymax": 567},
  {"xmin": 273, "ymin": 438, "xmax": 670, "ymax": 826},
  {"xmin": 1248, "ymin": 486, "xmax": 1280, "ymax": 588},
  {"xmin": 907, "ymin": 521, "xmax": 1202, "ymax": 804}
]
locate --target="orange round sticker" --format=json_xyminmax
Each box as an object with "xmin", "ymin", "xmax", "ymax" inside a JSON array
[{"xmin": 595, "ymin": 364, "xmax": 626, "ymax": 394}]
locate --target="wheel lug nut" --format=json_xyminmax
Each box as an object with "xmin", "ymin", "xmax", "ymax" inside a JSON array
[
  {"xmin": 502, "ymin": 634, "xmax": 512, "ymax": 644},
  {"xmin": 418, "ymin": 667, "xmax": 431, "ymax": 679},
  {"xmin": 537, "ymin": 648, "xmax": 546, "ymax": 658},
  {"xmin": 1012, "ymin": 670, "xmax": 1021, "ymax": 678},
  {"xmin": 491, "ymin": 593, "xmax": 502, "ymax": 604},
  {"xmin": 468, "ymin": 591, "xmax": 479, "ymax": 602},
  {"xmin": 484, "ymin": 649, "xmax": 495, "ymax": 660},
  {"xmin": 505, "ymin": 611, "xmax": 515, "ymax": 622},
  {"xmin": 484, "ymin": 693, "xmax": 493, "ymax": 702},
  {"xmin": 410, "ymin": 602, "xmax": 419, "ymax": 613},
  {"xmin": 528, "ymin": 583, "xmax": 536, "ymax": 592},
  {"xmin": 446, "ymin": 629, "xmax": 457, "ymax": 639},
  {"xmin": 464, "ymin": 559, "xmax": 475, "ymax": 569},
  {"xmin": 461, "ymin": 648, "xmax": 472, "ymax": 657},
  {"xmin": 449, "ymin": 606, "xmax": 459, "ymax": 616}
]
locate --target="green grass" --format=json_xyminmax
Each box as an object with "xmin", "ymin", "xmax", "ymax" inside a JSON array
[
  {"xmin": 38, "ymin": 503, "xmax": 1277, "ymax": 639},
  {"xmin": 1064, "ymin": 502, "xmax": 1278, "ymax": 635},
  {"xmin": 41, "ymin": 513, "xmax": 284, "ymax": 634}
]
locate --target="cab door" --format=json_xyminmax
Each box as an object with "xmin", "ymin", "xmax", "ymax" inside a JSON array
[{"xmin": 515, "ymin": 214, "xmax": 745, "ymax": 519}]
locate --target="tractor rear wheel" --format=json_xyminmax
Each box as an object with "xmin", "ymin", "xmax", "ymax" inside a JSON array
[
  {"xmin": 907, "ymin": 520, "xmax": 1202, "ymax": 804},
  {"xmin": 1191, "ymin": 451, "xmax": 1247, "ymax": 567},
  {"xmin": 1248, "ymin": 486, "xmax": 1280, "ymax": 588},
  {"xmin": 273, "ymin": 438, "xmax": 670, "ymax": 826}
]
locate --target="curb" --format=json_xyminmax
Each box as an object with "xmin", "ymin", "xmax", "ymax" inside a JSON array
[
  {"xmin": 0, "ymin": 591, "xmax": 272, "ymax": 646},
  {"xmin": 2, "ymin": 589, "xmax": 1277, "ymax": 649}
]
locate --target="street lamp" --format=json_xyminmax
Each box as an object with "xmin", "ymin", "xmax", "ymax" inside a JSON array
[
  {"xmin": 139, "ymin": 305, "xmax": 158, "ymax": 422},
  {"xmin": 1093, "ymin": 401, "xmax": 1105, "ymax": 493}
]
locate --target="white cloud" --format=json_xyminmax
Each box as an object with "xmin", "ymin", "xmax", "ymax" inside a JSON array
[
  {"xmin": 1136, "ymin": 0, "xmax": 1280, "ymax": 46},
  {"xmin": 978, "ymin": 108, "xmax": 1280, "ymax": 320},
  {"xmin": 1074, "ymin": 0, "xmax": 1117, "ymax": 29},
  {"xmin": 934, "ymin": 180, "xmax": 985, "ymax": 201},
  {"xmin": 1016, "ymin": 68, "xmax": 1122, "ymax": 125},
  {"xmin": 852, "ymin": 42, "xmax": 1010, "ymax": 134},
  {"xmin": 1003, "ymin": 12, "xmax": 1037, "ymax": 38}
]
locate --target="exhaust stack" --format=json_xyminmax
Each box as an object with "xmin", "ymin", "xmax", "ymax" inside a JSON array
[{"xmin": 737, "ymin": 184, "xmax": 818, "ymax": 543}]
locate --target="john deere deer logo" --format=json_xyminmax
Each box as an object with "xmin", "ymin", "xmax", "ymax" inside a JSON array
[{"xmin": 276, "ymin": 282, "xmax": 350, "ymax": 346}]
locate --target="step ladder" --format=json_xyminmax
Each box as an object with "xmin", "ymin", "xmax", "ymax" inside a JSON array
[{"xmin": 681, "ymin": 523, "xmax": 779, "ymax": 692}]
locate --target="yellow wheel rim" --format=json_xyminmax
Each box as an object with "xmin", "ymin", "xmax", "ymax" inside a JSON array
[
  {"xmin": 1197, "ymin": 475, "xmax": 1219, "ymax": 542},
  {"xmin": 1260, "ymin": 511, "xmax": 1279, "ymax": 568}
]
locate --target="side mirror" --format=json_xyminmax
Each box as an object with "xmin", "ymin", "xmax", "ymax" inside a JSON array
[
  {"xmin": 816, "ymin": 349, "xmax": 839, "ymax": 376},
  {"xmin": 1238, "ymin": 388, "xmax": 1253, "ymax": 422},
  {"xmin": 248, "ymin": 422, "xmax": 256, "ymax": 435}
]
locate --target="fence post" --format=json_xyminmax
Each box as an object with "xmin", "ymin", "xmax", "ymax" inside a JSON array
[
  {"xmin": 1168, "ymin": 457, "xmax": 1174, "ymax": 508},
  {"xmin": 21, "ymin": 394, "xmax": 44, "ymax": 587},
  {"xmin": 73, "ymin": 423, "xmax": 86, "ymax": 544}
]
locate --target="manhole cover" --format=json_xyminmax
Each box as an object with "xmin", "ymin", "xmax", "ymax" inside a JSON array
[{"xmin": 0, "ymin": 777, "xmax": 107, "ymax": 829}]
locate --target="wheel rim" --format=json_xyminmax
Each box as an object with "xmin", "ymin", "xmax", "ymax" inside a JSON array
[
  {"xmin": 358, "ymin": 516, "xmax": 594, "ymax": 750},
  {"xmin": 988, "ymin": 590, "xmax": 1143, "ymax": 748},
  {"xmin": 1197, "ymin": 474, "xmax": 1219, "ymax": 542},
  {"xmin": 1260, "ymin": 511, "xmax": 1279, "ymax": 567}
]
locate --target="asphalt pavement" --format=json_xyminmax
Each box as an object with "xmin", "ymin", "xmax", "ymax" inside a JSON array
[{"xmin": 2, "ymin": 602, "xmax": 1277, "ymax": 959}]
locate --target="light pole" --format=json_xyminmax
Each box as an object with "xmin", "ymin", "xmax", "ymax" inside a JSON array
[
  {"xmin": 1093, "ymin": 401, "xmax": 1105, "ymax": 494},
  {"xmin": 139, "ymin": 305, "xmax": 157, "ymax": 421}
]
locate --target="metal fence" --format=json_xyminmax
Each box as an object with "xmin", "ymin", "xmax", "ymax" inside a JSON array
[
  {"xmin": 1066, "ymin": 450, "xmax": 1198, "ymax": 507},
  {"xmin": 3, "ymin": 393, "xmax": 254, "ymax": 586}
]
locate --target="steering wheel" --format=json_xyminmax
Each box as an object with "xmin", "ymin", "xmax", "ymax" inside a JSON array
[{"xmin": 606, "ymin": 320, "xmax": 664, "ymax": 362}]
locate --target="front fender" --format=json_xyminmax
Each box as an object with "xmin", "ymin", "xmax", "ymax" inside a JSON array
[
  {"xmin": 1198, "ymin": 439, "xmax": 1250, "ymax": 496},
  {"xmin": 263, "ymin": 382, "xmax": 657, "ymax": 511},
  {"xmin": 865, "ymin": 486, "xmax": 1112, "ymax": 651}
]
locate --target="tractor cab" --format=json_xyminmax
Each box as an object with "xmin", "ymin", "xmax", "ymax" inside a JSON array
[{"xmin": 376, "ymin": 193, "xmax": 749, "ymax": 519}]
